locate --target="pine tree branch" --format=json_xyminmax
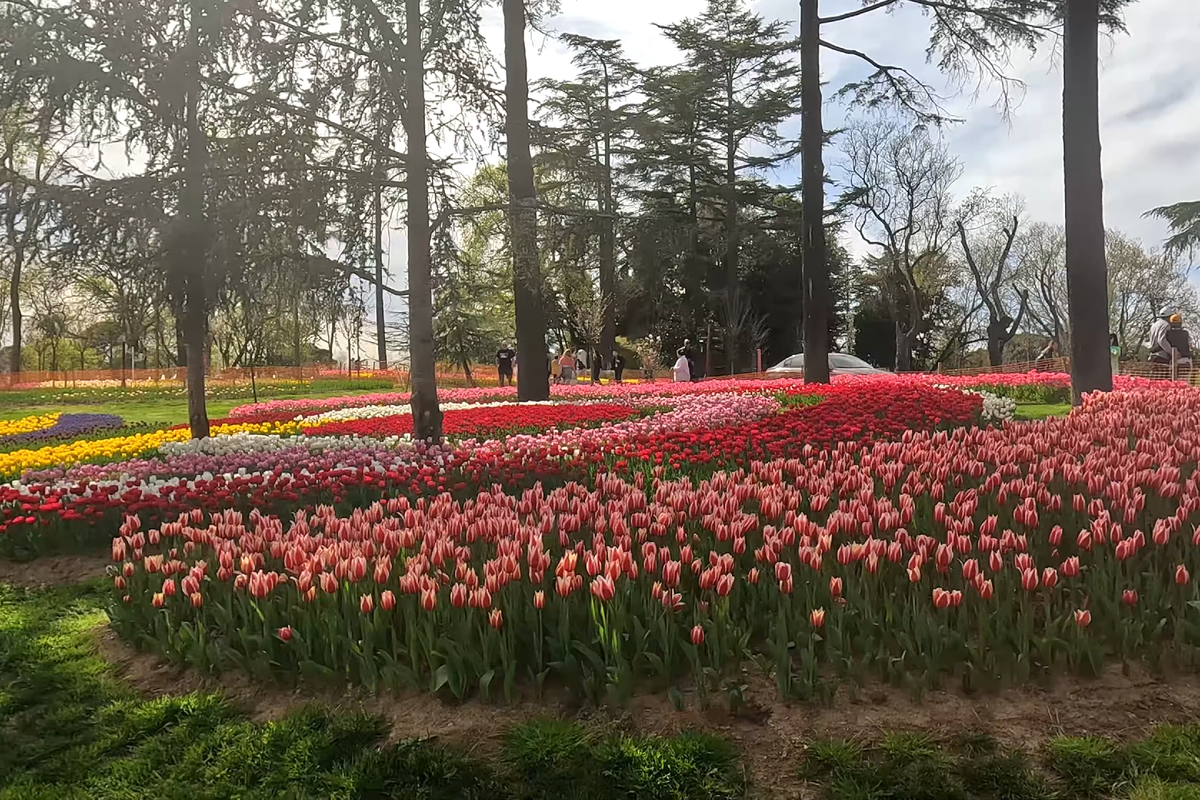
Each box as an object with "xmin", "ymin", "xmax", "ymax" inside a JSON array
[{"xmin": 819, "ymin": 0, "xmax": 900, "ymax": 26}]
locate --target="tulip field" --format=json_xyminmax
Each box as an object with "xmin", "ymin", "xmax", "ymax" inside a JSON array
[{"xmin": 0, "ymin": 371, "xmax": 1196, "ymax": 709}]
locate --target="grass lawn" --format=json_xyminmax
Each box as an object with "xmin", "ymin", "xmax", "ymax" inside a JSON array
[
  {"xmin": 0, "ymin": 388, "xmax": 394, "ymax": 427},
  {"xmin": 4, "ymin": 581, "xmax": 1200, "ymax": 798},
  {"xmin": 1015, "ymin": 402, "xmax": 1073, "ymax": 421}
]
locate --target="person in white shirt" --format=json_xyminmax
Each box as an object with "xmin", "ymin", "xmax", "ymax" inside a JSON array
[
  {"xmin": 575, "ymin": 347, "xmax": 588, "ymax": 373},
  {"xmin": 672, "ymin": 349, "xmax": 691, "ymax": 382},
  {"xmin": 1150, "ymin": 308, "xmax": 1173, "ymax": 363}
]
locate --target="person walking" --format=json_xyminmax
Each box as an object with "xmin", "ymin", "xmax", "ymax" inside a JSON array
[
  {"xmin": 611, "ymin": 350, "xmax": 625, "ymax": 383},
  {"xmin": 1035, "ymin": 340, "xmax": 1057, "ymax": 362},
  {"xmin": 574, "ymin": 346, "xmax": 588, "ymax": 376},
  {"xmin": 496, "ymin": 343, "xmax": 515, "ymax": 387},
  {"xmin": 1109, "ymin": 334, "xmax": 1120, "ymax": 377},
  {"xmin": 672, "ymin": 348, "xmax": 691, "ymax": 382},
  {"xmin": 558, "ymin": 350, "xmax": 576, "ymax": 384},
  {"xmin": 591, "ymin": 349, "xmax": 603, "ymax": 383}
]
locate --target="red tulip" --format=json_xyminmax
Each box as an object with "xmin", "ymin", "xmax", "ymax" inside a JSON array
[
  {"xmin": 380, "ymin": 590, "xmax": 396, "ymax": 611},
  {"xmin": 450, "ymin": 583, "xmax": 468, "ymax": 607},
  {"xmin": 590, "ymin": 575, "xmax": 615, "ymax": 602},
  {"xmin": 949, "ymin": 589, "xmax": 963, "ymax": 608},
  {"xmin": 1021, "ymin": 568, "xmax": 1038, "ymax": 592},
  {"xmin": 152, "ymin": 592, "xmax": 165, "ymax": 609},
  {"xmin": 932, "ymin": 588, "xmax": 951, "ymax": 609},
  {"xmin": 1122, "ymin": 589, "xmax": 1138, "ymax": 606},
  {"xmin": 420, "ymin": 588, "xmax": 437, "ymax": 611},
  {"xmin": 810, "ymin": 608, "xmax": 825, "ymax": 628},
  {"xmin": 775, "ymin": 562, "xmax": 792, "ymax": 583},
  {"xmin": 1074, "ymin": 609, "xmax": 1091, "ymax": 628},
  {"xmin": 113, "ymin": 576, "xmax": 126, "ymax": 591},
  {"xmin": 961, "ymin": 559, "xmax": 979, "ymax": 582},
  {"xmin": 1041, "ymin": 567, "xmax": 1058, "ymax": 589},
  {"xmin": 1049, "ymin": 525, "xmax": 1063, "ymax": 547},
  {"xmin": 690, "ymin": 624, "xmax": 705, "ymax": 645},
  {"xmin": 488, "ymin": 609, "xmax": 504, "ymax": 630},
  {"xmin": 534, "ymin": 590, "xmax": 545, "ymax": 609},
  {"xmin": 320, "ymin": 572, "xmax": 338, "ymax": 594},
  {"xmin": 748, "ymin": 568, "xmax": 760, "ymax": 585},
  {"xmin": 907, "ymin": 567, "xmax": 921, "ymax": 583},
  {"xmin": 1061, "ymin": 556, "xmax": 1080, "ymax": 578},
  {"xmin": 715, "ymin": 573, "xmax": 734, "ymax": 597},
  {"xmin": 977, "ymin": 579, "xmax": 994, "ymax": 600},
  {"xmin": 277, "ymin": 625, "xmax": 293, "ymax": 641},
  {"xmin": 829, "ymin": 576, "xmax": 843, "ymax": 598},
  {"xmin": 988, "ymin": 551, "xmax": 1003, "ymax": 573},
  {"xmin": 1178, "ymin": 565, "xmax": 1192, "ymax": 586},
  {"xmin": 360, "ymin": 593, "xmax": 374, "ymax": 614},
  {"xmin": 190, "ymin": 592, "xmax": 203, "ymax": 608}
]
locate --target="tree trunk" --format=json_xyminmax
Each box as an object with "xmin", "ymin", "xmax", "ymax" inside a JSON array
[
  {"xmin": 8, "ymin": 252, "xmax": 19, "ymax": 374},
  {"xmin": 1063, "ymin": 0, "xmax": 1111, "ymax": 402},
  {"xmin": 504, "ymin": 0, "xmax": 549, "ymax": 401},
  {"xmin": 374, "ymin": 173, "xmax": 388, "ymax": 370},
  {"xmin": 403, "ymin": 0, "xmax": 443, "ymax": 440},
  {"xmin": 799, "ymin": 0, "xmax": 831, "ymax": 384},
  {"xmin": 182, "ymin": 0, "xmax": 209, "ymax": 439},
  {"xmin": 599, "ymin": 65, "xmax": 617, "ymax": 358},
  {"xmin": 894, "ymin": 323, "xmax": 912, "ymax": 372}
]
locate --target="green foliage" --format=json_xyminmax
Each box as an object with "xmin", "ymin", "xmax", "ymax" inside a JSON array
[
  {"xmin": 1044, "ymin": 736, "xmax": 1128, "ymax": 799},
  {"xmin": 0, "ymin": 584, "xmax": 746, "ymax": 799},
  {"xmin": 503, "ymin": 719, "xmax": 744, "ymax": 800}
]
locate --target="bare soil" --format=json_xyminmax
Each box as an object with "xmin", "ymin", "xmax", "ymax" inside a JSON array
[
  {"xmin": 0, "ymin": 552, "xmax": 111, "ymax": 588},
  {"xmin": 94, "ymin": 626, "xmax": 1200, "ymax": 799}
]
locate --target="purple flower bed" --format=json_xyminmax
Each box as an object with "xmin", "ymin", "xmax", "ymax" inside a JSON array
[{"xmin": 0, "ymin": 413, "xmax": 124, "ymax": 448}]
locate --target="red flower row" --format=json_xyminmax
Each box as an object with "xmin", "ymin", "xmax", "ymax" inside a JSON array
[{"xmin": 304, "ymin": 402, "xmax": 639, "ymax": 438}]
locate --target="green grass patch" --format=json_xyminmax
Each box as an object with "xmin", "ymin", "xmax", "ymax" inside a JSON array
[
  {"xmin": 0, "ymin": 582, "xmax": 746, "ymax": 799},
  {"xmin": 1014, "ymin": 402, "xmax": 1072, "ymax": 421},
  {"xmin": 800, "ymin": 728, "xmax": 1200, "ymax": 800}
]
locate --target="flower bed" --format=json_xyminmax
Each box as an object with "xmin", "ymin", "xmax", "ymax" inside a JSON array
[
  {"xmin": 304, "ymin": 402, "xmax": 640, "ymax": 438},
  {"xmin": 0, "ymin": 382, "xmax": 968, "ymax": 558},
  {"xmin": 106, "ymin": 387, "xmax": 1200, "ymax": 703}
]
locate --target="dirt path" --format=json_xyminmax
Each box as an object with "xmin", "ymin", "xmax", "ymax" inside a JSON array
[{"xmin": 0, "ymin": 552, "xmax": 111, "ymax": 588}]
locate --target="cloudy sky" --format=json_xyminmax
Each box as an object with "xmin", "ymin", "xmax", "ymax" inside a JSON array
[{"xmin": 389, "ymin": 0, "xmax": 1200, "ymax": 361}]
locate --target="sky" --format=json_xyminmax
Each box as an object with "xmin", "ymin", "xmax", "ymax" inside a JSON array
[{"xmin": 361, "ymin": 0, "xmax": 1199, "ymax": 364}]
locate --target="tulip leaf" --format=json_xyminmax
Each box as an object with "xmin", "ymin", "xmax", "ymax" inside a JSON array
[{"xmin": 432, "ymin": 663, "xmax": 452, "ymax": 694}]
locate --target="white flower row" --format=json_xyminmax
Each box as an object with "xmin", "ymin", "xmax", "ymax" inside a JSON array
[{"xmin": 160, "ymin": 431, "xmax": 415, "ymax": 457}]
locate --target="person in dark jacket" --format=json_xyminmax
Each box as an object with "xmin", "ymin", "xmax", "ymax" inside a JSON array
[
  {"xmin": 592, "ymin": 349, "xmax": 603, "ymax": 383},
  {"xmin": 611, "ymin": 351, "xmax": 625, "ymax": 383}
]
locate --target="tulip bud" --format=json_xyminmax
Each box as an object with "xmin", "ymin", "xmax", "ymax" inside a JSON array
[
  {"xmin": 1021, "ymin": 568, "xmax": 1038, "ymax": 592},
  {"xmin": 977, "ymin": 579, "xmax": 994, "ymax": 600},
  {"xmin": 152, "ymin": 592, "xmax": 165, "ymax": 609},
  {"xmin": 748, "ymin": 568, "xmax": 759, "ymax": 586},
  {"xmin": 1177, "ymin": 565, "xmax": 1191, "ymax": 586},
  {"xmin": 420, "ymin": 588, "xmax": 437, "ymax": 611},
  {"xmin": 113, "ymin": 576, "xmax": 126, "ymax": 591},
  {"xmin": 989, "ymin": 551, "xmax": 1003, "ymax": 573},
  {"xmin": 809, "ymin": 608, "xmax": 825, "ymax": 628},
  {"xmin": 191, "ymin": 592, "xmax": 203, "ymax": 608},
  {"xmin": 1122, "ymin": 589, "xmax": 1138, "ymax": 606},
  {"xmin": 488, "ymin": 609, "xmax": 504, "ymax": 630},
  {"xmin": 1074, "ymin": 609, "xmax": 1091, "ymax": 628},
  {"xmin": 690, "ymin": 625, "xmax": 705, "ymax": 646},
  {"xmin": 534, "ymin": 590, "xmax": 545, "ymax": 609},
  {"xmin": 277, "ymin": 625, "xmax": 293, "ymax": 641},
  {"xmin": 829, "ymin": 576, "xmax": 843, "ymax": 598},
  {"xmin": 360, "ymin": 594, "xmax": 374, "ymax": 614},
  {"xmin": 381, "ymin": 590, "xmax": 396, "ymax": 611},
  {"xmin": 1041, "ymin": 567, "xmax": 1058, "ymax": 589}
]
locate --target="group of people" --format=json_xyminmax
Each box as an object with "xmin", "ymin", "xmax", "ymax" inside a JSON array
[
  {"xmin": 672, "ymin": 339, "xmax": 700, "ymax": 383},
  {"xmin": 495, "ymin": 343, "xmax": 626, "ymax": 386},
  {"xmin": 1032, "ymin": 307, "xmax": 1192, "ymax": 378},
  {"xmin": 1149, "ymin": 307, "xmax": 1192, "ymax": 371}
]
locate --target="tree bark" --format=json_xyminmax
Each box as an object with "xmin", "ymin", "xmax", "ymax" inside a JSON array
[
  {"xmin": 182, "ymin": 0, "xmax": 209, "ymax": 439},
  {"xmin": 373, "ymin": 182, "xmax": 388, "ymax": 369},
  {"xmin": 7, "ymin": 249, "xmax": 20, "ymax": 374},
  {"xmin": 1063, "ymin": 0, "xmax": 1111, "ymax": 402},
  {"xmin": 504, "ymin": 0, "xmax": 549, "ymax": 400},
  {"xmin": 800, "ymin": 0, "xmax": 831, "ymax": 383},
  {"xmin": 402, "ymin": 0, "xmax": 443, "ymax": 440},
  {"xmin": 599, "ymin": 62, "xmax": 617, "ymax": 359}
]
